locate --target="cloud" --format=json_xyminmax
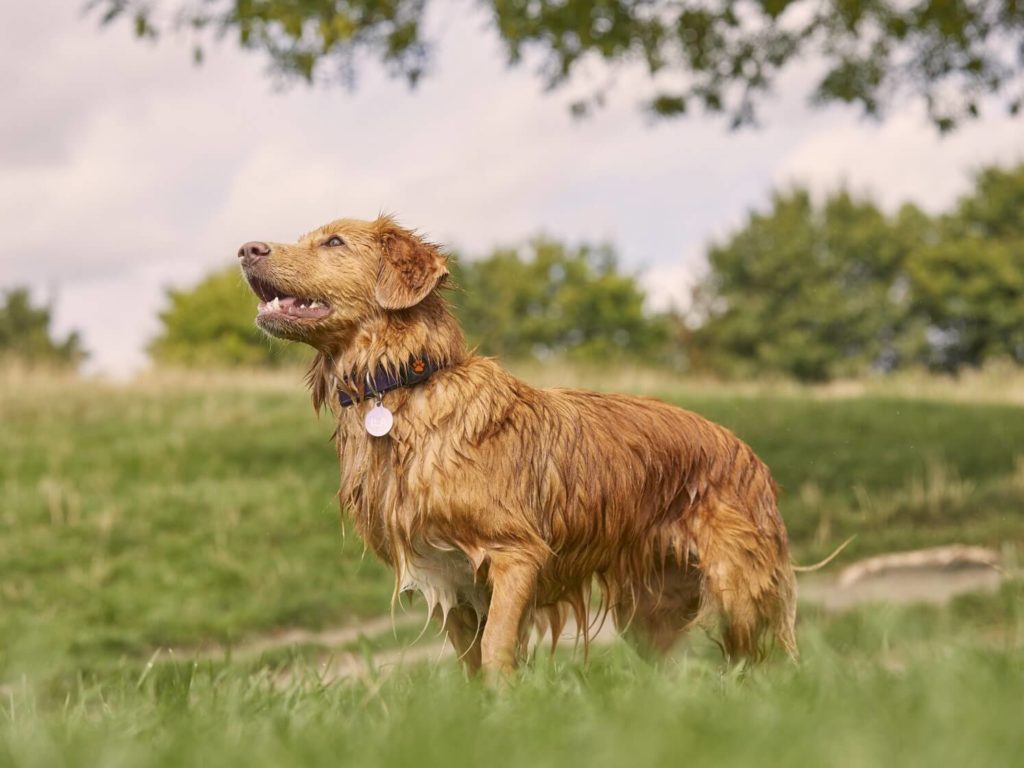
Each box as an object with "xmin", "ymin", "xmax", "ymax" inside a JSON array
[{"xmin": 776, "ymin": 105, "xmax": 1024, "ymax": 213}]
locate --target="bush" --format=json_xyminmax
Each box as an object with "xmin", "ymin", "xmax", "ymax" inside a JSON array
[
  {"xmin": 452, "ymin": 238, "xmax": 673, "ymax": 366},
  {"xmin": 0, "ymin": 287, "xmax": 86, "ymax": 368}
]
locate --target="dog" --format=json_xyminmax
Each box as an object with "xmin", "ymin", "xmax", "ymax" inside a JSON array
[{"xmin": 238, "ymin": 216, "xmax": 799, "ymax": 679}]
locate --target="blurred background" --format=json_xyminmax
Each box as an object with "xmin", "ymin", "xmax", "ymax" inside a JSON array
[
  {"xmin": 2, "ymin": 1, "xmax": 1023, "ymax": 765},
  {"xmin": 4, "ymin": 0, "xmax": 1024, "ymax": 377}
]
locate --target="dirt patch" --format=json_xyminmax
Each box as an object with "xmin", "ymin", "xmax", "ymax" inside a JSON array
[
  {"xmin": 800, "ymin": 544, "xmax": 1006, "ymax": 611},
  {"xmin": 2, "ymin": 546, "xmax": 1009, "ymax": 696},
  {"xmin": 183, "ymin": 614, "xmax": 423, "ymax": 662},
  {"xmin": 799, "ymin": 563, "xmax": 1003, "ymax": 611},
  {"xmin": 271, "ymin": 556, "xmax": 1012, "ymax": 684},
  {"xmin": 198, "ymin": 546, "xmax": 1013, "ymax": 684}
]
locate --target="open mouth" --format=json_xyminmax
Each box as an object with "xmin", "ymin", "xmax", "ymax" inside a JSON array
[{"xmin": 245, "ymin": 275, "xmax": 332, "ymax": 321}]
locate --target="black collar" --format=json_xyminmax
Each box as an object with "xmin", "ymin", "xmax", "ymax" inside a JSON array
[{"xmin": 337, "ymin": 357, "xmax": 444, "ymax": 407}]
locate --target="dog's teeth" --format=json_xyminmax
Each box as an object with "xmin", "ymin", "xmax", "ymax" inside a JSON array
[
  {"xmin": 309, "ymin": 301, "xmax": 320, "ymax": 309},
  {"xmin": 270, "ymin": 297, "xmax": 280, "ymax": 309}
]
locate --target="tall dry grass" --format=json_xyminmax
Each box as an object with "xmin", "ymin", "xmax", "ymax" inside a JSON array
[{"xmin": 5, "ymin": 359, "xmax": 1024, "ymax": 404}]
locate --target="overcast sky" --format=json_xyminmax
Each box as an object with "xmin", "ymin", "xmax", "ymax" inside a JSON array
[{"xmin": 3, "ymin": 0, "xmax": 1022, "ymax": 375}]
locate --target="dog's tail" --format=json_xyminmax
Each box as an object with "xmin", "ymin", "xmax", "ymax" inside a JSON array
[{"xmin": 792, "ymin": 536, "xmax": 855, "ymax": 573}]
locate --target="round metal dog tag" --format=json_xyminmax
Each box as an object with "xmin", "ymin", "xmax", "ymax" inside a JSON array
[{"xmin": 364, "ymin": 403, "xmax": 394, "ymax": 437}]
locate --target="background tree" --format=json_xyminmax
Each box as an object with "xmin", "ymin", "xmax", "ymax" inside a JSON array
[
  {"xmin": 690, "ymin": 189, "xmax": 913, "ymax": 380},
  {"xmin": 691, "ymin": 162, "xmax": 1024, "ymax": 380},
  {"xmin": 91, "ymin": 0, "xmax": 1024, "ymax": 132},
  {"xmin": 0, "ymin": 288, "xmax": 87, "ymax": 368},
  {"xmin": 452, "ymin": 238, "xmax": 671, "ymax": 364},
  {"xmin": 907, "ymin": 164, "xmax": 1024, "ymax": 370},
  {"xmin": 148, "ymin": 268, "xmax": 310, "ymax": 367},
  {"xmin": 148, "ymin": 163, "xmax": 1024, "ymax": 377}
]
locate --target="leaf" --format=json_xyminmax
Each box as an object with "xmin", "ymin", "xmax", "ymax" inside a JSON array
[
  {"xmin": 648, "ymin": 94, "xmax": 687, "ymax": 116},
  {"xmin": 92, "ymin": 0, "xmax": 1024, "ymax": 134}
]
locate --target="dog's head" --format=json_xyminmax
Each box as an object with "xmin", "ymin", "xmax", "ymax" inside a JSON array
[{"xmin": 237, "ymin": 216, "xmax": 449, "ymax": 347}]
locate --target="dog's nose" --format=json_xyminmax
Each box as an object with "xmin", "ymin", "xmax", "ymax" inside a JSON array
[{"xmin": 237, "ymin": 241, "xmax": 271, "ymax": 267}]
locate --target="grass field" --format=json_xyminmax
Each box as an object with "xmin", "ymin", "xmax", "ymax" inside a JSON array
[{"xmin": 2, "ymin": 366, "xmax": 1023, "ymax": 767}]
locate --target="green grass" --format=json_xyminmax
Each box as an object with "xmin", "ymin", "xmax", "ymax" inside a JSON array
[
  {"xmin": 673, "ymin": 395, "xmax": 1024, "ymax": 560},
  {"xmin": 2, "ymin": 370, "xmax": 1023, "ymax": 672},
  {"xmin": 2, "ymin": 368, "xmax": 1024, "ymax": 767},
  {"xmin": 0, "ymin": 373, "xmax": 392, "ymax": 678},
  {"xmin": 2, "ymin": 583, "xmax": 1022, "ymax": 768}
]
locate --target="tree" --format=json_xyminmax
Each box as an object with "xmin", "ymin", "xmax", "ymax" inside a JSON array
[
  {"xmin": 451, "ymin": 238, "xmax": 670, "ymax": 364},
  {"xmin": 91, "ymin": 0, "xmax": 1024, "ymax": 132},
  {"xmin": 906, "ymin": 164, "xmax": 1024, "ymax": 370},
  {"xmin": 0, "ymin": 288, "xmax": 87, "ymax": 368},
  {"xmin": 691, "ymin": 162, "xmax": 1024, "ymax": 379},
  {"xmin": 148, "ymin": 267, "xmax": 310, "ymax": 366},
  {"xmin": 690, "ymin": 189, "xmax": 915, "ymax": 380}
]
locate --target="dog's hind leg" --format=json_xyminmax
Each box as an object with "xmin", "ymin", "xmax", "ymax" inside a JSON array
[
  {"xmin": 613, "ymin": 561, "xmax": 703, "ymax": 658},
  {"xmin": 694, "ymin": 501, "xmax": 798, "ymax": 662},
  {"xmin": 438, "ymin": 603, "xmax": 484, "ymax": 675}
]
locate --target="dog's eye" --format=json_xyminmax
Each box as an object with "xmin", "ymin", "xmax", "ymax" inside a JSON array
[{"xmin": 323, "ymin": 235, "xmax": 345, "ymax": 247}]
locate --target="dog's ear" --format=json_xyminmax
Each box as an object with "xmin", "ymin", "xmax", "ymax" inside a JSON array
[{"xmin": 374, "ymin": 222, "xmax": 449, "ymax": 310}]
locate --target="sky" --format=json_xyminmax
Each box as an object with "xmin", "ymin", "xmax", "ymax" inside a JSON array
[{"xmin": 3, "ymin": 0, "xmax": 1023, "ymax": 375}]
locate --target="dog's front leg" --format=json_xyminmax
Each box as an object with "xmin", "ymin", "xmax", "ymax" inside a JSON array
[{"xmin": 481, "ymin": 554, "xmax": 538, "ymax": 682}]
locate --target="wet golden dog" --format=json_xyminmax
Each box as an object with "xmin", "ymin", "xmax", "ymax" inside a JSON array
[{"xmin": 238, "ymin": 216, "xmax": 798, "ymax": 679}]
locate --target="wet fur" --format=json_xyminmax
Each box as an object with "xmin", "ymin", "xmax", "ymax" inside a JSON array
[{"xmin": 243, "ymin": 216, "xmax": 798, "ymax": 678}]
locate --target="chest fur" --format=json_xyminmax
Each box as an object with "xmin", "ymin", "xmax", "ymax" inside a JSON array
[
  {"xmin": 333, "ymin": 405, "xmax": 490, "ymax": 618},
  {"xmin": 397, "ymin": 542, "xmax": 489, "ymax": 621}
]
